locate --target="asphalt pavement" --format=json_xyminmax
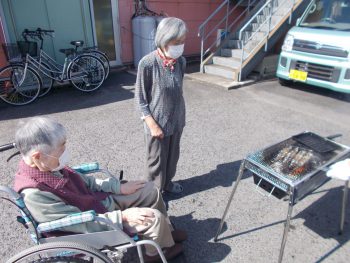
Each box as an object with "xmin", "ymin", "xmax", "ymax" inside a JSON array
[{"xmin": 0, "ymin": 68, "xmax": 349, "ymax": 263}]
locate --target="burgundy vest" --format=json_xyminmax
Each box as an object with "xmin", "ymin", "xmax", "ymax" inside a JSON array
[{"xmin": 14, "ymin": 160, "xmax": 110, "ymax": 213}]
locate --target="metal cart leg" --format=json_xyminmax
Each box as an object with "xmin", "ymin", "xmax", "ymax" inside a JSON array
[
  {"xmin": 278, "ymin": 191, "xmax": 294, "ymax": 263},
  {"xmin": 339, "ymin": 179, "xmax": 349, "ymax": 235},
  {"xmin": 214, "ymin": 160, "xmax": 246, "ymax": 242}
]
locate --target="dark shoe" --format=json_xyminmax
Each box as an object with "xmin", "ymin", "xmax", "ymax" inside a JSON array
[
  {"xmin": 164, "ymin": 182, "xmax": 183, "ymax": 194},
  {"xmin": 171, "ymin": 229, "xmax": 187, "ymax": 242},
  {"xmin": 144, "ymin": 243, "xmax": 183, "ymax": 263}
]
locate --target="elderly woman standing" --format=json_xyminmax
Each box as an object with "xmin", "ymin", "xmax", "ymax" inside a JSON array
[{"xmin": 135, "ymin": 17, "xmax": 187, "ymax": 194}]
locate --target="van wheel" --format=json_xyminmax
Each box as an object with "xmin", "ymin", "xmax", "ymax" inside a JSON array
[{"xmin": 278, "ymin": 78, "xmax": 292, "ymax": 87}]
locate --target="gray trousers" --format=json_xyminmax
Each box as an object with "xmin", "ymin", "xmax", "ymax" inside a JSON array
[
  {"xmin": 111, "ymin": 182, "xmax": 174, "ymax": 256},
  {"xmin": 145, "ymin": 130, "xmax": 183, "ymax": 191}
]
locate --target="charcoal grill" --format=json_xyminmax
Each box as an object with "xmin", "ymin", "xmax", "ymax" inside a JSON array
[{"xmin": 214, "ymin": 132, "xmax": 350, "ymax": 263}]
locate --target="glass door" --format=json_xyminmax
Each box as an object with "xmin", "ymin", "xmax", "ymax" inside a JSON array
[{"xmin": 90, "ymin": 0, "xmax": 122, "ymax": 66}]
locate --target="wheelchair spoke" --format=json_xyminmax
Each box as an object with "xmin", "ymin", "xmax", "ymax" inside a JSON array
[{"xmin": 7, "ymin": 241, "xmax": 113, "ymax": 263}]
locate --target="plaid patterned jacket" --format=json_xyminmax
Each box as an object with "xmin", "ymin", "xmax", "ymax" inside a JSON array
[{"xmin": 14, "ymin": 160, "xmax": 110, "ymax": 214}]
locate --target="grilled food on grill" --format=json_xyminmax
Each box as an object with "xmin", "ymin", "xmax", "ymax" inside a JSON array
[{"xmin": 268, "ymin": 146, "xmax": 321, "ymax": 177}]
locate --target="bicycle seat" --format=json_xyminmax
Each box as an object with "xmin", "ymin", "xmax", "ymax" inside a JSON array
[
  {"xmin": 70, "ymin": 40, "xmax": 84, "ymax": 47},
  {"xmin": 59, "ymin": 48, "xmax": 75, "ymax": 56}
]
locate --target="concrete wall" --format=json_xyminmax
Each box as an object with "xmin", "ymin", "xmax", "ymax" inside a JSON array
[{"xmin": 118, "ymin": 0, "xmax": 243, "ymax": 64}]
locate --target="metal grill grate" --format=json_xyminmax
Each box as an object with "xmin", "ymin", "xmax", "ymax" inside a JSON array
[
  {"xmin": 247, "ymin": 135, "xmax": 341, "ymax": 181},
  {"xmin": 292, "ymin": 133, "xmax": 340, "ymax": 153}
]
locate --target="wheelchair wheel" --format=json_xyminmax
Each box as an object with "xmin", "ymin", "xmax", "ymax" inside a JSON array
[
  {"xmin": 0, "ymin": 64, "xmax": 41, "ymax": 106},
  {"xmin": 67, "ymin": 54, "xmax": 105, "ymax": 92},
  {"xmin": 6, "ymin": 241, "xmax": 113, "ymax": 263}
]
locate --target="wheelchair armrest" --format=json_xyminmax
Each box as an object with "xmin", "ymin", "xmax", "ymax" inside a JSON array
[
  {"xmin": 94, "ymin": 216, "xmax": 119, "ymax": 230},
  {"xmin": 72, "ymin": 162, "xmax": 119, "ymax": 179},
  {"xmin": 94, "ymin": 216, "xmax": 139, "ymax": 241},
  {"xmin": 37, "ymin": 210, "xmax": 96, "ymax": 233},
  {"xmin": 72, "ymin": 162, "xmax": 100, "ymax": 174}
]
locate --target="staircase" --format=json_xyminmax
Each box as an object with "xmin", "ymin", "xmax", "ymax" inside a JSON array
[{"xmin": 195, "ymin": 0, "xmax": 309, "ymax": 86}]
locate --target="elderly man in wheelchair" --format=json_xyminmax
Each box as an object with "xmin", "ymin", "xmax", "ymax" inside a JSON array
[{"xmin": 9, "ymin": 117, "xmax": 186, "ymax": 262}]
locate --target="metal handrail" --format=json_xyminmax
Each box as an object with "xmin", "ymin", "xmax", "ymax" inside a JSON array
[
  {"xmin": 198, "ymin": 0, "xmax": 229, "ymax": 34},
  {"xmin": 198, "ymin": 0, "xmax": 249, "ymax": 72},
  {"xmin": 203, "ymin": 0, "xmax": 260, "ymax": 57},
  {"xmin": 239, "ymin": 0, "xmax": 272, "ymax": 40},
  {"xmin": 238, "ymin": 0, "xmax": 297, "ymax": 81}
]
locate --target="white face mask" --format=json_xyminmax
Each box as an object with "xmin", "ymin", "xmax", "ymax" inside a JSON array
[
  {"xmin": 44, "ymin": 148, "xmax": 70, "ymax": 171},
  {"xmin": 165, "ymin": 44, "xmax": 184, "ymax": 59}
]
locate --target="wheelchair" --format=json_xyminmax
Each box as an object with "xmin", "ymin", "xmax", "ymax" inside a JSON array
[{"xmin": 0, "ymin": 143, "xmax": 167, "ymax": 263}]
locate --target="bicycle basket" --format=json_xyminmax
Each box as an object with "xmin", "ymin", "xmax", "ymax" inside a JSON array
[
  {"xmin": 17, "ymin": 41, "xmax": 38, "ymax": 57},
  {"xmin": 1, "ymin": 43, "xmax": 22, "ymax": 62}
]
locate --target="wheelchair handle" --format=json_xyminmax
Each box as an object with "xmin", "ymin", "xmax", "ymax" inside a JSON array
[{"xmin": 0, "ymin": 142, "xmax": 16, "ymax": 152}]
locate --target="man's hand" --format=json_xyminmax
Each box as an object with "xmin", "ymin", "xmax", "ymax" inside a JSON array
[
  {"xmin": 120, "ymin": 180, "xmax": 146, "ymax": 195},
  {"xmin": 121, "ymin": 208, "xmax": 155, "ymax": 225}
]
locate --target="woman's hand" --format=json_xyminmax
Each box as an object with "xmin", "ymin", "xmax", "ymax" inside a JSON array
[
  {"xmin": 121, "ymin": 208, "xmax": 155, "ymax": 225},
  {"xmin": 144, "ymin": 116, "xmax": 164, "ymax": 139},
  {"xmin": 120, "ymin": 180, "xmax": 146, "ymax": 195},
  {"xmin": 150, "ymin": 124, "xmax": 164, "ymax": 139}
]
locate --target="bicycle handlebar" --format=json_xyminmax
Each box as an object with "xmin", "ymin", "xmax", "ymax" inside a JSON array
[
  {"xmin": 0, "ymin": 143, "xmax": 16, "ymax": 152},
  {"xmin": 22, "ymin": 28, "xmax": 55, "ymax": 40},
  {"xmin": 36, "ymin": 28, "xmax": 54, "ymax": 33}
]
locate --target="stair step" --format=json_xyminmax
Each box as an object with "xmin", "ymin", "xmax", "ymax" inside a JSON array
[
  {"xmin": 221, "ymin": 48, "xmax": 250, "ymax": 60},
  {"xmin": 225, "ymin": 34, "xmax": 264, "ymax": 47},
  {"xmin": 204, "ymin": 64, "xmax": 238, "ymax": 80},
  {"xmin": 212, "ymin": 56, "xmax": 241, "ymax": 69},
  {"xmin": 275, "ymin": 7, "xmax": 293, "ymax": 16},
  {"xmin": 240, "ymin": 30, "xmax": 267, "ymax": 42}
]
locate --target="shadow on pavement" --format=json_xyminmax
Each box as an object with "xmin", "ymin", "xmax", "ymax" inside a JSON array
[
  {"xmin": 295, "ymin": 186, "xmax": 350, "ymax": 262},
  {"xmin": 0, "ymin": 71, "xmax": 136, "ymax": 120},
  {"xmin": 164, "ymin": 160, "xmax": 249, "ymax": 203},
  {"xmin": 282, "ymin": 82, "xmax": 350, "ymax": 103},
  {"xmin": 215, "ymin": 219, "xmax": 285, "ymax": 242},
  {"xmin": 170, "ymin": 213, "xmax": 231, "ymax": 263}
]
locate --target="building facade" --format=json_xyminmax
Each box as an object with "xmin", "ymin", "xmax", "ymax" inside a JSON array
[{"xmin": 0, "ymin": 0, "xmax": 241, "ymax": 67}]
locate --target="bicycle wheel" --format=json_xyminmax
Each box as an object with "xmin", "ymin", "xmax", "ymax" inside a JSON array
[
  {"xmin": 6, "ymin": 241, "xmax": 113, "ymax": 263},
  {"xmin": 37, "ymin": 61, "xmax": 54, "ymax": 97},
  {"xmin": 87, "ymin": 51, "xmax": 110, "ymax": 79},
  {"xmin": 68, "ymin": 54, "xmax": 105, "ymax": 92},
  {"xmin": 0, "ymin": 64, "xmax": 42, "ymax": 106}
]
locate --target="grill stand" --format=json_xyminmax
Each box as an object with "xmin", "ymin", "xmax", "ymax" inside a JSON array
[
  {"xmin": 339, "ymin": 179, "xmax": 349, "ymax": 235},
  {"xmin": 214, "ymin": 160, "xmax": 246, "ymax": 241},
  {"xmin": 278, "ymin": 188, "xmax": 294, "ymax": 263},
  {"xmin": 214, "ymin": 159, "xmax": 349, "ymax": 263}
]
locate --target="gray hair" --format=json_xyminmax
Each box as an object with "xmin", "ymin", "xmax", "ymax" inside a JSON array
[
  {"xmin": 15, "ymin": 117, "xmax": 66, "ymax": 160},
  {"xmin": 155, "ymin": 17, "xmax": 187, "ymax": 49}
]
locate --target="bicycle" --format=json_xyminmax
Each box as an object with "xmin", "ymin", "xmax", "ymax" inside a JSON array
[
  {"xmin": 20, "ymin": 28, "xmax": 106, "ymax": 93},
  {"xmin": 0, "ymin": 43, "xmax": 42, "ymax": 106},
  {"xmin": 20, "ymin": 29, "xmax": 55, "ymax": 97},
  {"xmin": 25, "ymin": 28, "xmax": 110, "ymax": 95},
  {"xmin": 69, "ymin": 39, "xmax": 110, "ymax": 79},
  {"xmin": 0, "ymin": 30, "xmax": 105, "ymax": 106}
]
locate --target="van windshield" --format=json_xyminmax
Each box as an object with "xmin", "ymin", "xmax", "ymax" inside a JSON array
[{"xmin": 300, "ymin": 0, "xmax": 350, "ymax": 31}]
